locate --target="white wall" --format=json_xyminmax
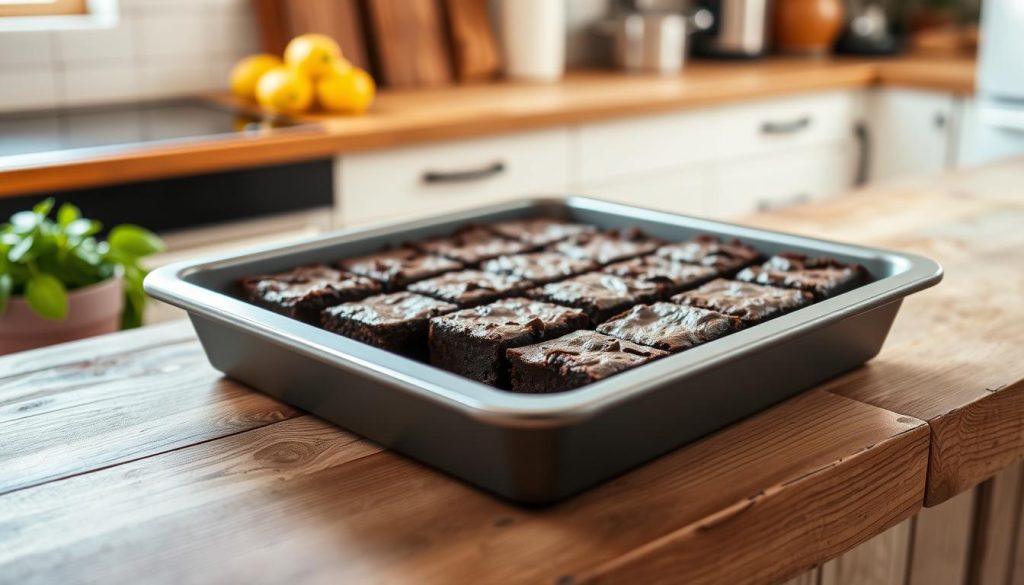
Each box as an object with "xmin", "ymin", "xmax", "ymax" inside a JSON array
[{"xmin": 0, "ymin": 0, "xmax": 258, "ymax": 112}]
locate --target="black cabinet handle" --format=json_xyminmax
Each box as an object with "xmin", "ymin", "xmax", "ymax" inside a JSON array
[
  {"xmin": 760, "ymin": 116, "xmax": 812, "ymax": 135},
  {"xmin": 422, "ymin": 161, "xmax": 506, "ymax": 184}
]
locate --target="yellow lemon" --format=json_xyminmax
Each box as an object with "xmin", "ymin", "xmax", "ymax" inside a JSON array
[
  {"xmin": 229, "ymin": 54, "xmax": 282, "ymax": 100},
  {"xmin": 255, "ymin": 67, "xmax": 314, "ymax": 114},
  {"xmin": 316, "ymin": 67, "xmax": 376, "ymax": 114},
  {"xmin": 284, "ymin": 34, "xmax": 343, "ymax": 79}
]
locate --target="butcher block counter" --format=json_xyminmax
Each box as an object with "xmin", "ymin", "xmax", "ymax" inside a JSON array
[{"xmin": 2, "ymin": 160, "xmax": 1022, "ymax": 585}]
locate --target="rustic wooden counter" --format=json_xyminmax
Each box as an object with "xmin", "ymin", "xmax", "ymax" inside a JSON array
[
  {"xmin": 1, "ymin": 160, "xmax": 1020, "ymax": 585},
  {"xmin": 0, "ymin": 56, "xmax": 975, "ymax": 199}
]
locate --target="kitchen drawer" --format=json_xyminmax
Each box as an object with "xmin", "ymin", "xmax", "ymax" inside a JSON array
[
  {"xmin": 711, "ymin": 143, "xmax": 855, "ymax": 218},
  {"xmin": 337, "ymin": 129, "xmax": 570, "ymax": 226},
  {"xmin": 717, "ymin": 91, "xmax": 861, "ymax": 160},
  {"xmin": 574, "ymin": 109, "xmax": 719, "ymax": 184},
  {"xmin": 579, "ymin": 165, "xmax": 713, "ymax": 217}
]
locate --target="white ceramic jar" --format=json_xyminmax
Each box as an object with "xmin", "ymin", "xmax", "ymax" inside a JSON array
[{"xmin": 501, "ymin": 0, "xmax": 566, "ymax": 82}]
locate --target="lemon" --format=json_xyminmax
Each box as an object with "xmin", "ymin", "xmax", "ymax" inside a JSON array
[
  {"xmin": 284, "ymin": 34, "xmax": 343, "ymax": 79},
  {"xmin": 229, "ymin": 54, "xmax": 282, "ymax": 100},
  {"xmin": 317, "ymin": 67, "xmax": 376, "ymax": 114},
  {"xmin": 256, "ymin": 67, "xmax": 314, "ymax": 114}
]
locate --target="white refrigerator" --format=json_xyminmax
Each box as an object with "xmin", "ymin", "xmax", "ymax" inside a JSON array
[{"xmin": 967, "ymin": 0, "xmax": 1024, "ymax": 164}]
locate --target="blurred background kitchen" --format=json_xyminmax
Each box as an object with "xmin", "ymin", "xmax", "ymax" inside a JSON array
[{"xmin": 0, "ymin": 0, "xmax": 1018, "ymax": 344}]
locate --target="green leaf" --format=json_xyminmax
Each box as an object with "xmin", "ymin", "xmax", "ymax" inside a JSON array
[
  {"xmin": 10, "ymin": 211, "xmax": 39, "ymax": 232},
  {"xmin": 109, "ymin": 225, "xmax": 164, "ymax": 258},
  {"xmin": 8, "ymin": 235, "xmax": 35, "ymax": 263},
  {"xmin": 57, "ymin": 203, "xmax": 80, "ymax": 227},
  {"xmin": 25, "ymin": 273, "xmax": 67, "ymax": 320},
  {"xmin": 0, "ymin": 274, "xmax": 10, "ymax": 316},
  {"xmin": 65, "ymin": 218, "xmax": 101, "ymax": 238},
  {"xmin": 32, "ymin": 198, "xmax": 55, "ymax": 217}
]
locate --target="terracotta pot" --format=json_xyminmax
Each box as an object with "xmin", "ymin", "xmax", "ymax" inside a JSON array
[
  {"xmin": 0, "ymin": 276, "xmax": 123, "ymax": 355},
  {"xmin": 774, "ymin": 0, "xmax": 845, "ymax": 55}
]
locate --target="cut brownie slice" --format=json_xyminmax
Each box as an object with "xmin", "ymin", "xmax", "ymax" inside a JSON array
[
  {"xmin": 321, "ymin": 292, "xmax": 457, "ymax": 359},
  {"xmin": 528, "ymin": 272, "xmax": 661, "ymax": 325},
  {"xmin": 415, "ymin": 225, "xmax": 532, "ymax": 265},
  {"xmin": 407, "ymin": 270, "xmax": 534, "ymax": 308},
  {"xmin": 735, "ymin": 253, "xmax": 864, "ymax": 299},
  {"xmin": 429, "ymin": 298, "xmax": 588, "ymax": 386},
  {"xmin": 597, "ymin": 302, "xmax": 741, "ymax": 353},
  {"xmin": 507, "ymin": 330, "xmax": 668, "ymax": 393},
  {"xmin": 240, "ymin": 264, "xmax": 381, "ymax": 323},
  {"xmin": 481, "ymin": 252, "xmax": 597, "ymax": 285},
  {"xmin": 671, "ymin": 278, "xmax": 813, "ymax": 325},
  {"xmin": 548, "ymin": 228, "xmax": 664, "ymax": 265},
  {"xmin": 602, "ymin": 255, "xmax": 718, "ymax": 297},
  {"xmin": 488, "ymin": 218, "xmax": 596, "ymax": 247},
  {"xmin": 656, "ymin": 235, "xmax": 761, "ymax": 274},
  {"xmin": 338, "ymin": 245, "xmax": 463, "ymax": 291}
]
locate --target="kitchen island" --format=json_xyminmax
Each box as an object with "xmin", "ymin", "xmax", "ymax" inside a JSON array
[{"xmin": 1, "ymin": 160, "xmax": 1022, "ymax": 585}]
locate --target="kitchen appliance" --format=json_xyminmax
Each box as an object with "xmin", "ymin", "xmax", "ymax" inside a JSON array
[
  {"xmin": 603, "ymin": 10, "xmax": 714, "ymax": 74},
  {"xmin": 145, "ymin": 197, "xmax": 942, "ymax": 503},
  {"xmin": 692, "ymin": 0, "xmax": 772, "ymax": 58},
  {"xmin": 966, "ymin": 0, "xmax": 1024, "ymax": 166},
  {"xmin": 834, "ymin": 1, "xmax": 903, "ymax": 55}
]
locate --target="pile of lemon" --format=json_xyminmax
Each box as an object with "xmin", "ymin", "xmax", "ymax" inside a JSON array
[{"xmin": 230, "ymin": 34, "xmax": 375, "ymax": 115}]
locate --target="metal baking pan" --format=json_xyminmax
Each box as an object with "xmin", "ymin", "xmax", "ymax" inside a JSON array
[{"xmin": 144, "ymin": 197, "xmax": 942, "ymax": 503}]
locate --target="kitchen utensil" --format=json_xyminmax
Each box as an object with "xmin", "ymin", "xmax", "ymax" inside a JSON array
[
  {"xmin": 500, "ymin": 0, "xmax": 565, "ymax": 82},
  {"xmin": 692, "ymin": 0, "xmax": 773, "ymax": 58},
  {"xmin": 366, "ymin": 0, "xmax": 453, "ymax": 88},
  {"xmin": 146, "ymin": 197, "xmax": 942, "ymax": 504},
  {"xmin": 773, "ymin": 0, "xmax": 845, "ymax": 55},
  {"xmin": 603, "ymin": 10, "xmax": 714, "ymax": 74},
  {"xmin": 444, "ymin": 0, "xmax": 501, "ymax": 82}
]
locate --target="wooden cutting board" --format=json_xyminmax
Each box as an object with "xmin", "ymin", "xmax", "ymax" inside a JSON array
[
  {"xmin": 365, "ymin": 0, "xmax": 453, "ymax": 88},
  {"xmin": 444, "ymin": 0, "xmax": 501, "ymax": 82},
  {"xmin": 282, "ymin": 0, "xmax": 370, "ymax": 70}
]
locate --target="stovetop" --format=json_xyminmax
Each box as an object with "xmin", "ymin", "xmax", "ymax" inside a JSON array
[{"xmin": 0, "ymin": 98, "xmax": 307, "ymax": 162}]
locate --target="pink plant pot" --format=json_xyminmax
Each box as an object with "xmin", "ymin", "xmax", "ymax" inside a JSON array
[{"xmin": 0, "ymin": 276, "xmax": 123, "ymax": 356}]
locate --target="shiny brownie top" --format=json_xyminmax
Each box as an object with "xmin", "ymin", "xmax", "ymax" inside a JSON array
[
  {"xmin": 602, "ymin": 255, "xmax": 718, "ymax": 292},
  {"xmin": 487, "ymin": 218, "xmax": 596, "ymax": 247},
  {"xmin": 415, "ymin": 225, "xmax": 532, "ymax": 265},
  {"xmin": 407, "ymin": 270, "xmax": 534, "ymax": 306},
  {"xmin": 529, "ymin": 272, "xmax": 661, "ymax": 312},
  {"xmin": 430, "ymin": 298, "xmax": 587, "ymax": 341},
  {"xmin": 507, "ymin": 330, "xmax": 667, "ymax": 381},
  {"xmin": 323, "ymin": 292, "xmax": 457, "ymax": 326},
  {"xmin": 481, "ymin": 252, "xmax": 597, "ymax": 284},
  {"xmin": 241, "ymin": 264, "xmax": 380, "ymax": 308},
  {"xmin": 672, "ymin": 278, "xmax": 813, "ymax": 323},
  {"xmin": 548, "ymin": 228, "xmax": 664, "ymax": 265},
  {"xmin": 338, "ymin": 245, "xmax": 463, "ymax": 289},
  {"xmin": 597, "ymin": 302, "xmax": 741, "ymax": 353},
  {"xmin": 656, "ymin": 235, "xmax": 760, "ymax": 273},
  {"xmin": 735, "ymin": 253, "xmax": 863, "ymax": 299}
]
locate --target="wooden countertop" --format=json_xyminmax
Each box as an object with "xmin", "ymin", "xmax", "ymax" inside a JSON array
[
  {"xmin": 1, "ymin": 159, "xmax": 1019, "ymax": 584},
  {"xmin": 0, "ymin": 56, "xmax": 975, "ymax": 199}
]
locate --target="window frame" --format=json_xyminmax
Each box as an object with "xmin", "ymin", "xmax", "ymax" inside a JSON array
[{"xmin": 0, "ymin": 0, "xmax": 88, "ymax": 18}]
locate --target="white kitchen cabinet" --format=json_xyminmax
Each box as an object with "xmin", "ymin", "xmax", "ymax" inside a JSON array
[
  {"xmin": 579, "ymin": 165, "xmax": 713, "ymax": 216},
  {"xmin": 711, "ymin": 143, "xmax": 856, "ymax": 218},
  {"xmin": 867, "ymin": 88, "xmax": 958, "ymax": 181},
  {"xmin": 336, "ymin": 128, "xmax": 570, "ymax": 226}
]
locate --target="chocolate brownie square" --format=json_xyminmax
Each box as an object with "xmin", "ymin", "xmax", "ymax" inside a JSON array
[
  {"xmin": 735, "ymin": 253, "xmax": 864, "ymax": 299},
  {"xmin": 656, "ymin": 235, "xmax": 761, "ymax": 274},
  {"xmin": 602, "ymin": 255, "xmax": 718, "ymax": 297},
  {"xmin": 488, "ymin": 218, "xmax": 596, "ymax": 247},
  {"xmin": 407, "ymin": 270, "xmax": 534, "ymax": 308},
  {"xmin": 241, "ymin": 264, "xmax": 381, "ymax": 323},
  {"xmin": 548, "ymin": 228, "xmax": 664, "ymax": 265},
  {"xmin": 321, "ymin": 292, "xmax": 457, "ymax": 359},
  {"xmin": 671, "ymin": 278, "xmax": 813, "ymax": 325},
  {"xmin": 528, "ymin": 272, "xmax": 661, "ymax": 325},
  {"xmin": 481, "ymin": 252, "xmax": 597, "ymax": 285},
  {"xmin": 597, "ymin": 302, "xmax": 741, "ymax": 353},
  {"xmin": 428, "ymin": 298, "xmax": 588, "ymax": 386},
  {"xmin": 338, "ymin": 245, "xmax": 463, "ymax": 291},
  {"xmin": 416, "ymin": 225, "xmax": 532, "ymax": 265},
  {"xmin": 507, "ymin": 330, "xmax": 668, "ymax": 393}
]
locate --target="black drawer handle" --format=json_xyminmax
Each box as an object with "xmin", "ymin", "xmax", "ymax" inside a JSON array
[
  {"xmin": 760, "ymin": 116, "xmax": 812, "ymax": 135},
  {"xmin": 422, "ymin": 161, "xmax": 506, "ymax": 184}
]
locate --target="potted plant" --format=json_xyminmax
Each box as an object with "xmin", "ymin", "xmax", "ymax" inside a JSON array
[{"xmin": 0, "ymin": 198, "xmax": 164, "ymax": 355}]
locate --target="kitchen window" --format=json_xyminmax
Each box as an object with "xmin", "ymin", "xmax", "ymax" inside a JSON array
[{"xmin": 0, "ymin": 0, "xmax": 87, "ymax": 17}]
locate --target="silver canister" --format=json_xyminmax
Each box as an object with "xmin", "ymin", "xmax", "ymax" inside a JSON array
[{"xmin": 603, "ymin": 10, "xmax": 713, "ymax": 74}]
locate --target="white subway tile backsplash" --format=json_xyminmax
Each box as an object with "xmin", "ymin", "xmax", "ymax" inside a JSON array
[
  {"xmin": 0, "ymin": 69, "xmax": 58, "ymax": 111},
  {"xmin": 206, "ymin": 8, "xmax": 260, "ymax": 57},
  {"xmin": 59, "ymin": 62, "xmax": 140, "ymax": 106},
  {"xmin": 0, "ymin": 30, "xmax": 55, "ymax": 67},
  {"xmin": 136, "ymin": 11, "xmax": 208, "ymax": 59},
  {"xmin": 140, "ymin": 60, "xmax": 217, "ymax": 99},
  {"xmin": 54, "ymin": 15, "xmax": 137, "ymax": 64}
]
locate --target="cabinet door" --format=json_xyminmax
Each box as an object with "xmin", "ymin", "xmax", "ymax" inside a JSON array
[
  {"xmin": 868, "ymin": 88, "xmax": 956, "ymax": 182},
  {"xmin": 337, "ymin": 129, "xmax": 570, "ymax": 226},
  {"xmin": 579, "ymin": 165, "xmax": 713, "ymax": 217}
]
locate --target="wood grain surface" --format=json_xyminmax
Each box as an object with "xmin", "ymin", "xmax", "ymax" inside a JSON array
[
  {"xmin": 444, "ymin": 0, "xmax": 501, "ymax": 82},
  {"xmin": 0, "ymin": 57, "xmax": 974, "ymax": 198},
  {"xmin": 281, "ymin": 0, "xmax": 370, "ymax": 69},
  {"xmin": 366, "ymin": 0, "xmax": 453, "ymax": 87},
  {"xmin": 742, "ymin": 164, "xmax": 1024, "ymax": 506}
]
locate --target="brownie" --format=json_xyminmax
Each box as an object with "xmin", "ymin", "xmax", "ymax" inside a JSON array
[
  {"xmin": 507, "ymin": 330, "xmax": 668, "ymax": 393},
  {"xmin": 481, "ymin": 252, "xmax": 597, "ymax": 285},
  {"xmin": 671, "ymin": 278, "xmax": 813, "ymax": 324},
  {"xmin": 321, "ymin": 292, "xmax": 457, "ymax": 358},
  {"xmin": 240, "ymin": 264, "xmax": 381, "ymax": 323},
  {"xmin": 596, "ymin": 302, "xmax": 741, "ymax": 353},
  {"xmin": 548, "ymin": 228, "xmax": 664, "ymax": 265},
  {"xmin": 735, "ymin": 253, "xmax": 864, "ymax": 299},
  {"xmin": 428, "ymin": 298, "xmax": 588, "ymax": 386},
  {"xmin": 602, "ymin": 255, "xmax": 718, "ymax": 297},
  {"xmin": 338, "ymin": 245, "xmax": 463, "ymax": 291},
  {"xmin": 407, "ymin": 270, "xmax": 534, "ymax": 308},
  {"xmin": 528, "ymin": 272, "xmax": 661, "ymax": 325},
  {"xmin": 488, "ymin": 218, "xmax": 596, "ymax": 247},
  {"xmin": 415, "ymin": 225, "xmax": 532, "ymax": 265},
  {"xmin": 655, "ymin": 235, "xmax": 761, "ymax": 274}
]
